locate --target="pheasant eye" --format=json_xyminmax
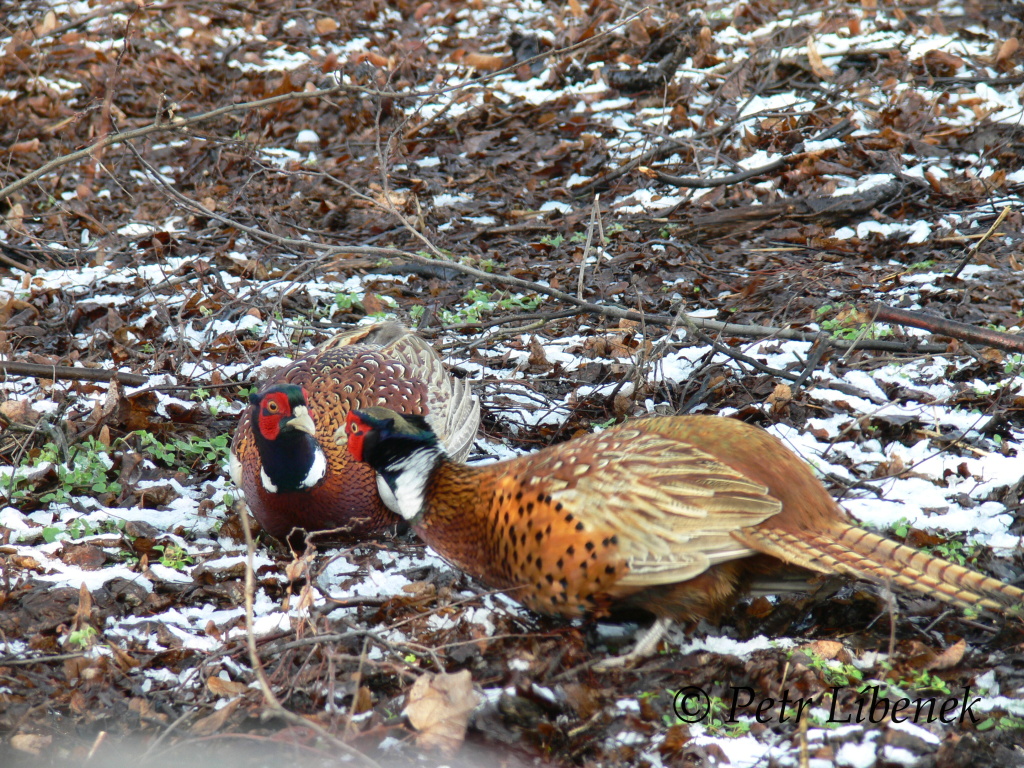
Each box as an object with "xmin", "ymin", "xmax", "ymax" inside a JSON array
[{"xmin": 266, "ymin": 401, "xmax": 278, "ymax": 412}]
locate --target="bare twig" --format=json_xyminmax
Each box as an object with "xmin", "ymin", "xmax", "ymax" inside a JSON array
[
  {"xmin": 577, "ymin": 194, "xmax": 603, "ymax": 299},
  {"xmin": 871, "ymin": 302, "xmax": 1024, "ymax": 353},
  {"xmin": 949, "ymin": 205, "xmax": 1013, "ymax": 280},
  {"xmin": 0, "ymin": 361, "xmax": 148, "ymax": 386},
  {"xmin": 237, "ymin": 502, "xmax": 383, "ymax": 768},
  {"xmin": 648, "ymin": 156, "xmax": 787, "ymax": 188},
  {"xmin": 0, "ymin": 86, "xmax": 349, "ymax": 202}
]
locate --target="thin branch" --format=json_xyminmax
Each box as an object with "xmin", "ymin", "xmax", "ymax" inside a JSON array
[
  {"xmin": 0, "ymin": 85, "xmax": 347, "ymax": 202},
  {"xmin": 949, "ymin": 205, "xmax": 1012, "ymax": 280},
  {"xmin": 0, "ymin": 361, "xmax": 148, "ymax": 386},
  {"xmin": 238, "ymin": 502, "xmax": 384, "ymax": 768},
  {"xmin": 871, "ymin": 302, "xmax": 1024, "ymax": 353}
]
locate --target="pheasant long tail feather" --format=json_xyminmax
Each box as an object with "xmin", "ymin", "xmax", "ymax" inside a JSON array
[{"xmin": 738, "ymin": 524, "xmax": 1024, "ymax": 614}]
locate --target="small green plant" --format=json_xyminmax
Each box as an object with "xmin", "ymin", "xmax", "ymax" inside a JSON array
[
  {"xmin": 929, "ymin": 540, "xmax": 967, "ymax": 566},
  {"xmin": 66, "ymin": 625, "xmax": 98, "ymax": 649},
  {"xmin": 674, "ymin": 694, "xmax": 751, "ymax": 737},
  {"xmin": 890, "ymin": 518, "xmax": 911, "ymax": 538},
  {"xmin": 977, "ymin": 715, "xmax": 1024, "ymax": 731},
  {"xmin": 816, "ymin": 303, "xmax": 893, "ymax": 341},
  {"xmin": 9, "ymin": 437, "xmax": 122, "ymax": 506},
  {"xmin": 804, "ymin": 650, "xmax": 864, "ymax": 688},
  {"xmin": 436, "ymin": 290, "xmax": 543, "ymax": 325},
  {"xmin": 907, "ymin": 260, "xmax": 936, "ymax": 272},
  {"xmin": 134, "ymin": 431, "xmax": 231, "ymax": 471},
  {"xmin": 904, "ymin": 668, "xmax": 951, "ymax": 695},
  {"xmin": 153, "ymin": 542, "xmax": 193, "ymax": 570},
  {"xmin": 335, "ymin": 292, "xmax": 359, "ymax": 311},
  {"xmin": 540, "ymin": 233, "xmax": 565, "ymax": 247}
]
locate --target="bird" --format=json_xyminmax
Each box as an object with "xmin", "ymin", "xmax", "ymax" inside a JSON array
[
  {"xmin": 344, "ymin": 407, "xmax": 1024, "ymax": 665},
  {"xmin": 229, "ymin": 323, "xmax": 479, "ymax": 544}
]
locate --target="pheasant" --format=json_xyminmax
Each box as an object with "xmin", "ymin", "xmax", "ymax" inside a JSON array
[
  {"xmin": 229, "ymin": 323, "xmax": 478, "ymax": 543},
  {"xmin": 345, "ymin": 407, "xmax": 1024, "ymax": 663}
]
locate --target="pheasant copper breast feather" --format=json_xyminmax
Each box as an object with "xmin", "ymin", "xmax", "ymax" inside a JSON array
[{"xmin": 230, "ymin": 323, "xmax": 479, "ymax": 542}]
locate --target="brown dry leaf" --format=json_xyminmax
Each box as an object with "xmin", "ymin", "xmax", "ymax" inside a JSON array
[
  {"xmin": 352, "ymin": 685, "xmax": 374, "ymax": 714},
  {"xmin": 528, "ymin": 336, "xmax": 549, "ymax": 367},
  {"xmin": 34, "ymin": 11, "xmax": 57, "ymax": 35},
  {"xmin": 285, "ymin": 550, "xmax": 314, "ymax": 581},
  {"xmin": 414, "ymin": 3, "xmax": 434, "ymax": 23},
  {"xmin": 191, "ymin": 697, "xmax": 241, "ymax": 735},
  {"xmin": 206, "ymin": 675, "xmax": 250, "ymax": 698},
  {"xmin": 11, "ymin": 733, "xmax": 52, "ymax": 755},
  {"xmin": 802, "ymin": 639, "xmax": 849, "ymax": 662},
  {"xmin": 5, "ymin": 203, "xmax": 24, "ymax": 230},
  {"xmin": 73, "ymin": 582, "xmax": 93, "ymax": 631},
  {"xmin": 767, "ymin": 383, "xmax": 792, "ymax": 413},
  {"xmin": 404, "ymin": 670, "xmax": 479, "ymax": 755},
  {"xmin": 0, "ymin": 398, "xmax": 41, "ymax": 424},
  {"xmin": 11, "ymin": 554, "xmax": 42, "ymax": 570},
  {"xmin": 567, "ymin": 0, "xmax": 584, "ymax": 19},
  {"xmin": 315, "ymin": 17, "xmax": 338, "ymax": 34},
  {"xmin": 807, "ymin": 37, "xmax": 835, "ymax": 79},
  {"xmin": 995, "ymin": 37, "xmax": 1020, "ymax": 68},
  {"xmin": 4, "ymin": 139, "xmax": 41, "ymax": 154},
  {"xmin": 361, "ymin": 293, "xmax": 386, "ymax": 315},
  {"xmin": 458, "ymin": 51, "xmax": 511, "ymax": 71},
  {"xmin": 925, "ymin": 638, "xmax": 967, "ymax": 671},
  {"xmin": 922, "ymin": 49, "xmax": 964, "ymax": 76}
]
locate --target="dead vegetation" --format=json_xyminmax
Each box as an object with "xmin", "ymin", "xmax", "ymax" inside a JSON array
[{"xmin": 2, "ymin": 0, "xmax": 1024, "ymax": 766}]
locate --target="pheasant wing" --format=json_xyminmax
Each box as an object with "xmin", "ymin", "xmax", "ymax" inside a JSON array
[{"xmin": 524, "ymin": 424, "xmax": 783, "ymax": 587}]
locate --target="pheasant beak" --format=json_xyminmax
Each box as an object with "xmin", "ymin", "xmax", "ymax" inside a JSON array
[{"xmin": 284, "ymin": 405, "xmax": 316, "ymax": 436}]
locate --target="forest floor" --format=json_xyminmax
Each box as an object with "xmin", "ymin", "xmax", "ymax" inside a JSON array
[{"xmin": 2, "ymin": 0, "xmax": 1024, "ymax": 766}]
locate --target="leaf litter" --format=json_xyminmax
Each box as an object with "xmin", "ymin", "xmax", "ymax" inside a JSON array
[{"xmin": 2, "ymin": 0, "xmax": 1024, "ymax": 765}]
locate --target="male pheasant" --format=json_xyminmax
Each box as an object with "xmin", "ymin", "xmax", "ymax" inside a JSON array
[
  {"xmin": 345, "ymin": 407, "xmax": 1023, "ymax": 661},
  {"xmin": 229, "ymin": 323, "xmax": 478, "ymax": 543}
]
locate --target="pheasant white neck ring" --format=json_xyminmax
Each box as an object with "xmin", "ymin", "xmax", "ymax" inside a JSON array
[{"xmin": 376, "ymin": 447, "xmax": 438, "ymax": 521}]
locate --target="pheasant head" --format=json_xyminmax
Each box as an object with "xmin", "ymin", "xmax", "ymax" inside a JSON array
[
  {"xmin": 346, "ymin": 407, "xmax": 444, "ymax": 522},
  {"xmin": 232, "ymin": 384, "xmax": 327, "ymax": 495}
]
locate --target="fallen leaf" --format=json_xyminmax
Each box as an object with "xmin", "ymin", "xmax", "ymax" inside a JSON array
[
  {"xmin": 11, "ymin": 733, "xmax": 52, "ymax": 755},
  {"xmin": 767, "ymin": 383, "xmax": 792, "ymax": 413},
  {"xmin": 994, "ymin": 37, "xmax": 1019, "ymax": 69},
  {"xmin": 404, "ymin": 670, "xmax": 479, "ymax": 755},
  {"xmin": 206, "ymin": 675, "xmax": 250, "ymax": 698},
  {"xmin": 925, "ymin": 638, "xmax": 966, "ymax": 671},
  {"xmin": 802, "ymin": 639, "xmax": 849, "ymax": 662},
  {"xmin": 315, "ymin": 17, "xmax": 338, "ymax": 34},
  {"xmin": 807, "ymin": 37, "xmax": 835, "ymax": 79},
  {"xmin": 191, "ymin": 697, "xmax": 241, "ymax": 735}
]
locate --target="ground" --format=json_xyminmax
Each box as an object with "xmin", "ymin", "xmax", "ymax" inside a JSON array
[{"xmin": 2, "ymin": 0, "xmax": 1024, "ymax": 766}]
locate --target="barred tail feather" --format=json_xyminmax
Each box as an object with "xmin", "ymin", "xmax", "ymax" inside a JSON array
[{"xmin": 737, "ymin": 525, "xmax": 1024, "ymax": 615}]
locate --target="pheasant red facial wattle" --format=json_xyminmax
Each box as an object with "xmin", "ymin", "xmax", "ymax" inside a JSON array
[
  {"xmin": 345, "ymin": 407, "xmax": 1024, "ymax": 661},
  {"xmin": 230, "ymin": 323, "xmax": 479, "ymax": 543}
]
